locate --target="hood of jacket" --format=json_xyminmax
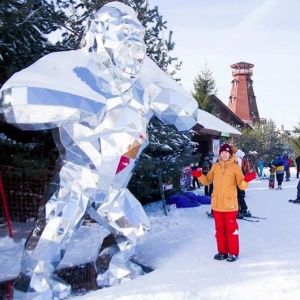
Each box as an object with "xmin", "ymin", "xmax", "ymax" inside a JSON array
[{"xmin": 234, "ymin": 149, "xmax": 245, "ymax": 158}]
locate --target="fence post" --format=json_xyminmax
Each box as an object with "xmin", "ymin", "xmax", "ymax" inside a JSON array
[
  {"xmin": 157, "ymin": 168, "xmax": 168, "ymax": 216},
  {"xmin": 0, "ymin": 171, "xmax": 13, "ymax": 238}
]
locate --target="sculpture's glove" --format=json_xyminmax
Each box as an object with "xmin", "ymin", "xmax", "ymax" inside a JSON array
[{"xmin": 244, "ymin": 172, "xmax": 257, "ymax": 182}]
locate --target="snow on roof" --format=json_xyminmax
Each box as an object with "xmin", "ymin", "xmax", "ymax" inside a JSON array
[{"xmin": 196, "ymin": 109, "xmax": 242, "ymax": 138}]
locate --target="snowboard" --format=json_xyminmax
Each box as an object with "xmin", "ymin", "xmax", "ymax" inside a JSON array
[{"xmin": 269, "ymin": 167, "xmax": 275, "ymax": 189}]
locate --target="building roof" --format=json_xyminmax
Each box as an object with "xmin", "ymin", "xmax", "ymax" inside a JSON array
[
  {"xmin": 192, "ymin": 109, "xmax": 242, "ymax": 138},
  {"xmin": 230, "ymin": 62, "xmax": 254, "ymax": 69}
]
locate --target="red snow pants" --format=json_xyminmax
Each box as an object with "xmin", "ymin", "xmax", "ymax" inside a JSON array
[{"xmin": 213, "ymin": 210, "xmax": 239, "ymax": 256}]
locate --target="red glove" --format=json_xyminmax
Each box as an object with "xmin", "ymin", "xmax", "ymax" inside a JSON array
[
  {"xmin": 244, "ymin": 172, "xmax": 256, "ymax": 182},
  {"xmin": 195, "ymin": 168, "xmax": 202, "ymax": 177}
]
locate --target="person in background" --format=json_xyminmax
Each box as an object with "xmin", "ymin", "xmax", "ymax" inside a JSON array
[
  {"xmin": 296, "ymin": 154, "xmax": 300, "ymax": 179},
  {"xmin": 197, "ymin": 144, "xmax": 256, "ymax": 262},
  {"xmin": 231, "ymin": 146, "xmax": 252, "ymax": 218},
  {"xmin": 201, "ymin": 153, "xmax": 214, "ymax": 196},
  {"xmin": 273, "ymin": 154, "xmax": 285, "ymax": 189},
  {"xmin": 283, "ymin": 155, "xmax": 288, "ymax": 181},
  {"xmin": 257, "ymin": 157, "xmax": 264, "ymax": 179},
  {"xmin": 289, "ymin": 179, "xmax": 300, "ymax": 203},
  {"xmin": 268, "ymin": 158, "xmax": 276, "ymax": 189},
  {"xmin": 201, "ymin": 151, "xmax": 214, "ymax": 218},
  {"xmin": 242, "ymin": 156, "xmax": 252, "ymax": 174},
  {"xmin": 191, "ymin": 163, "xmax": 201, "ymax": 189},
  {"xmin": 284, "ymin": 155, "xmax": 292, "ymax": 181}
]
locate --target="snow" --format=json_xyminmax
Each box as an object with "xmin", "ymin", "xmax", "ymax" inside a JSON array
[
  {"xmin": 1, "ymin": 168, "xmax": 300, "ymax": 300},
  {"xmin": 197, "ymin": 109, "xmax": 241, "ymax": 137}
]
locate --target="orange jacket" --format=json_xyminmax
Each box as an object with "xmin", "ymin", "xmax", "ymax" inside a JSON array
[{"xmin": 198, "ymin": 155, "xmax": 249, "ymax": 212}]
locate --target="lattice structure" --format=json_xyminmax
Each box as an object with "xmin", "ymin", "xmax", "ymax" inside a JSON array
[
  {"xmin": 0, "ymin": 166, "xmax": 104, "ymax": 297},
  {"xmin": 0, "ymin": 166, "xmax": 52, "ymax": 240}
]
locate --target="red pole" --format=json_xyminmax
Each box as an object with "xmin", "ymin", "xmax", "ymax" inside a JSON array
[
  {"xmin": 0, "ymin": 171, "xmax": 13, "ymax": 238},
  {"xmin": 6, "ymin": 280, "xmax": 13, "ymax": 300}
]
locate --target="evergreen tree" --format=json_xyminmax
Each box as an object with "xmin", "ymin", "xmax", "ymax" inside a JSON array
[
  {"xmin": 229, "ymin": 120, "xmax": 294, "ymax": 166},
  {"xmin": 1, "ymin": 0, "xmax": 180, "ymax": 83},
  {"xmin": 128, "ymin": 117, "xmax": 200, "ymax": 205},
  {"xmin": 0, "ymin": 0, "xmax": 179, "ymax": 145},
  {"xmin": 50, "ymin": 0, "xmax": 181, "ymax": 78},
  {"xmin": 290, "ymin": 122, "xmax": 300, "ymax": 156},
  {"xmin": 0, "ymin": 0, "xmax": 65, "ymax": 86},
  {"xmin": 0, "ymin": 0, "xmax": 63, "ymax": 170},
  {"xmin": 192, "ymin": 65, "xmax": 217, "ymax": 114},
  {"xmin": 0, "ymin": 0, "xmax": 191, "ymax": 204},
  {"xmin": 0, "ymin": 131, "xmax": 58, "ymax": 170}
]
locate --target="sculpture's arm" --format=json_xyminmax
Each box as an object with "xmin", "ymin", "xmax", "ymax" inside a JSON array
[
  {"xmin": 141, "ymin": 57, "xmax": 198, "ymax": 132},
  {"xmin": 0, "ymin": 50, "xmax": 106, "ymax": 131}
]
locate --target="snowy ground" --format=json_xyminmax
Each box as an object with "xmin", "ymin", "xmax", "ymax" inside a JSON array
[{"xmin": 1, "ymin": 168, "xmax": 300, "ymax": 300}]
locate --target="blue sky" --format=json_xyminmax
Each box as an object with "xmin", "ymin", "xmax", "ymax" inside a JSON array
[{"xmin": 150, "ymin": 0, "xmax": 300, "ymax": 130}]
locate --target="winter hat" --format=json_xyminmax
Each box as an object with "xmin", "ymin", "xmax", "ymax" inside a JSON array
[{"xmin": 219, "ymin": 143, "xmax": 233, "ymax": 156}]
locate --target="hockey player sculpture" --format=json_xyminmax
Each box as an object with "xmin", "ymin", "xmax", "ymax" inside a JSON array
[{"xmin": 0, "ymin": 2, "xmax": 198, "ymax": 299}]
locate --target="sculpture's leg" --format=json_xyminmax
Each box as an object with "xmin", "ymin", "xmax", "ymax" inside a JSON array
[
  {"xmin": 12, "ymin": 217, "xmax": 75, "ymax": 300},
  {"xmin": 88, "ymin": 187, "xmax": 151, "ymax": 287},
  {"xmin": 13, "ymin": 163, "xmax": 97, "ymax": 299}
]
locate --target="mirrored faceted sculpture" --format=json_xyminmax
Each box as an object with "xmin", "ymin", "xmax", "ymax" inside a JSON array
[{"xmin": 0, "ymin": 1, "xmax": 198, "ymax": 299}]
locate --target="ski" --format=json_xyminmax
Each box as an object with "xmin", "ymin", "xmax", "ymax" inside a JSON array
[
  {"xmin": 239, "ymin": 218, "xmax": 259, "ymax": 222},
  {"xmin": 288, "ymin": 199, "xmax": 300, "ymax": 204},
  {"xmin": 245, "ymin": 215, "xmax": 266, "ymax": 220},
  {"xmin": 206, "ymin": 211, "xmax": 261, "ymax": 222}
]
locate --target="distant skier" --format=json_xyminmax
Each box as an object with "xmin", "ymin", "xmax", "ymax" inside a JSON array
[
  {"xmin": 273, "ymin": 154, "xmax": 285, "ymax": 189},
  {"xmin": 257, "ymin": 157, "xmax": 264, "ymax": 179},
  {"xmin": 289, "ymin": 180, "xmax": 300, "ymax": 203}
]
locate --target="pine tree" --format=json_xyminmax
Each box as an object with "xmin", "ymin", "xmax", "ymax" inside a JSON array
[
  {"xmin": 290, "ymin": 122, "xmax": 300, "ymax": 156},
  {"xmin": 192, "ymin": 65, "xmax": 217, "ymax": 114},
  {"xmin": 1, "ymin": 0, "xmax": 180, "ymax": 83},
  {"xmin": 0, "ymin": 0, "xmax": 64, "ymax": 86},
  {"xmin": 128, "ymin": 117, "xmax": 200, "ymax": 205},
  {"xmin": 229, "ymin": 120, "xmax": 294, "ymax": 167},
  {"xmin": 50, "ymin": 0, "xmax": 181, "ymax": 78},
  {"xmin": 0, "ymin": 0, "xmax": 63, "ymax": 170},
  {"xmin": 0, "ymin": 0, "xmax": 191, "ymax": 204}
]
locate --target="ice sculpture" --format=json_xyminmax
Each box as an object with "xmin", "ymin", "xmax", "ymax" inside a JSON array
[{"xmin": 0, "ymin": 1, "xmax": 198, "ymax": 299}]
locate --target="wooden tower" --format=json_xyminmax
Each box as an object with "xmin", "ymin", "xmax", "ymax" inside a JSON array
[{"xmin": 228, "ymin": 62, "xmax": 260, "ymax": 124}]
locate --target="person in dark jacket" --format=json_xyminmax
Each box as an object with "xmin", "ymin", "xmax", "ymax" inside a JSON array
[
  {"xmin": 289, "ymin": 179, "xmax": 300, "ymax": 203},
  {"xmin": 273, "ymin": 154, "xmax": 285, "ymax": 189},
  {"xmin": 231, "ymin": 146, "xmax": 251, "ymax": 217},
  {"xmin": 296, "ymin": 154, "xmax": 300, "ymax": 179},
  {"xmin": 201, "ymin": 154, "xmax": 213, "ymax": 196}
]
